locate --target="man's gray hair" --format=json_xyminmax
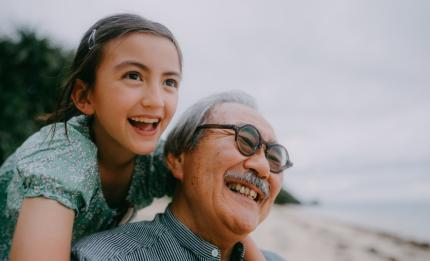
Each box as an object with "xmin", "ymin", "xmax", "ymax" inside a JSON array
[{"xmin": 164, "ymin": 90, "xmax": 258, "ymax": 158}]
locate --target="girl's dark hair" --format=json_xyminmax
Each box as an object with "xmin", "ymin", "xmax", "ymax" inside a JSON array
[{"xmin": 40, "ymin": 13, "xmax": 182, "ymax": 128}]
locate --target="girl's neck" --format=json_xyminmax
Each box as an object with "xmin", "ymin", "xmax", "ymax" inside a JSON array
[
  {"xmin": 98, "ymin": 160, "xmax": 134, "ymax": 210},
  {"xmin": 90, "ymin": 118, "xmax": 136, "ymax": 209},
  {"xmin": 90, "ymin": 118, "xmax": 135, "ymax": 169}
]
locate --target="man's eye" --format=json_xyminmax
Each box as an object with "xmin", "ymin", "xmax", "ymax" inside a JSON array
[
  {"xmin": 164, "ymin": 79, "xmax": 178, "ymax": 88},
  {"xmin": 124, "ymin": 72, "xmax": 142, "ymax": 81}
]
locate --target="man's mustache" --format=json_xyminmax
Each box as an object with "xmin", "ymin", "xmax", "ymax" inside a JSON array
[{"xmin": 224, "ymin": 170, "xmax": 270, "ymax": 199}]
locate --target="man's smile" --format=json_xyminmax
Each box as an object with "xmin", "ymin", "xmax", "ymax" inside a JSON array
[{"xmin": 227, "ymin": 182, "xmax": 260, "ymax": 201}]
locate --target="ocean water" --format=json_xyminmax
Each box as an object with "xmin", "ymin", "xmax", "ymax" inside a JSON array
[{"xmin": 301, "ymin": 201, "xmax": 430, "ymax": 243}]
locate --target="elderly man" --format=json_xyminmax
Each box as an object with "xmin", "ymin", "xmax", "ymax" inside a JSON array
[{"xmin": 72, "ymin": 91, "xmax": 292, "ymax": 261}]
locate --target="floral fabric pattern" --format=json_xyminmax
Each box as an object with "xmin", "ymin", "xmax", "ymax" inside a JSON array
[{"xmin": 0, "ymin": 116, "xmax": 173, "ymax": 260}]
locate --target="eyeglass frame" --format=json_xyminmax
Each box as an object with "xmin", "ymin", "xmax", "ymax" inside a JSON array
[{"xmin": 194, "ymin": 123, "xmax": 293, "ymax": 173}]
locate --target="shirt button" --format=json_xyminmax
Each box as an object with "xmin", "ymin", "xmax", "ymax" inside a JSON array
[{"xmin": 211, "ymin": 249, "xmax": 219, "ymax": 257}]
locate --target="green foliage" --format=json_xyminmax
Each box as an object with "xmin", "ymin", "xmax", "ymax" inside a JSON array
[
  {"xmin": 275, "ymin": 187, "xmax": 300, "ymax": 205},
  {"xmin": 0, "ymin": 29, "xmax": 73, "ymax": 163}
]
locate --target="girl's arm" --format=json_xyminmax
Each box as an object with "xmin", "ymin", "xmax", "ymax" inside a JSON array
[
  {"xmin": 9, "ymin": 197, "xmax": 75, "ymax": 261},
  {"xmin": 243, "ymin": 236, "xmax": 267, "ymax": 261}
]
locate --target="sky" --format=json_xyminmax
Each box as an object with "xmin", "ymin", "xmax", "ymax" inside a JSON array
[{"xmin": 1, "ymin": 0, "xmax": 429, "ymax": 203}]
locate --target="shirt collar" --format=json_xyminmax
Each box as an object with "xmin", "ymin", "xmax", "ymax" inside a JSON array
[{"xmin": 161, "ymin": 206, "xmax": 245, "ymax": 261}]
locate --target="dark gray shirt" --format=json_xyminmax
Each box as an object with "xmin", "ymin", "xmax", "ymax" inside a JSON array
[{"xmin": 72, "ymin": 207, "xmax": 284, "ymax": 261}]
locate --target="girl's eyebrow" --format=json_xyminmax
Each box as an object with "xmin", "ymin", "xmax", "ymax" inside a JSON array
[
  {"xmin": 162, "ymin": 71, "xmax": 182, "ymax": 80},
  {"xmin": 114, "ymin": 60, "xmax": 149, "ymax": 71},
  {"xmin": 114, "ymin": 60, "xmax": 182, "ymax": 79}
]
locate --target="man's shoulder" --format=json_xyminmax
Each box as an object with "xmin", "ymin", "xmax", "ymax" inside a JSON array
[{"xmin": 72, "ymin": 218, "xmax": 169, "ymax": 261}]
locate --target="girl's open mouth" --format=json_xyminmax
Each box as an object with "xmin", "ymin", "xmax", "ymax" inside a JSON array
[{"xmin": 128, "ymin": 117, "xmax": 160, "ymax": 131}]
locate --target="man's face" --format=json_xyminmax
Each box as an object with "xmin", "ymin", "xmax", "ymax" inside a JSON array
[{"xmin": 172, "ymin": 102, "xmax": 283, "ymax": 238}]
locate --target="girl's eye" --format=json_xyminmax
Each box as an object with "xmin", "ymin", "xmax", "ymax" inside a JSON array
[
  {"xmin": 164, "ymin": 79, "xmax": 178, "ymax": 88},
  {"xmin": 124, "ymin": 72, "xmax": 142, "ymax": 81}
]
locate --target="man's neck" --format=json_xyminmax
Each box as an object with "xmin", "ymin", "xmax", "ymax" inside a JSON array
[
  {"xmin": 170, "ymin": 200, "xmax": 244, "ymax": 261},
  {"xmin": 220, "ymin": 247, "xmax": 234, "ymax": 261}
]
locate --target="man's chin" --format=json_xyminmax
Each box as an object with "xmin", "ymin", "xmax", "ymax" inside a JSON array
[{"xmin": 225, "ymin": 213, "xmax": 260, "ymax": 236}]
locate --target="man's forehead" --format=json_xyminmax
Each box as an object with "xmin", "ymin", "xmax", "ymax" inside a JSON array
[{"xmin": 209, "ymin": 102, "xmax": 277, "ymax": 141}]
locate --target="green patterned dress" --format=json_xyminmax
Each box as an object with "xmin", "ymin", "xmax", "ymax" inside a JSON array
[{"xmin": 0, "ymin": 115, "xmax": 174, "ymax": 260}]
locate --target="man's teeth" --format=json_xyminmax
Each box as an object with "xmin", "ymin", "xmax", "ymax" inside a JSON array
[
  {"xmin": 129, "ymin": 117, "xmax": 159, "ymax": 124},
  {"xmin": 228, "ymin": 183, "xmax": 258, "ymax": 200}
]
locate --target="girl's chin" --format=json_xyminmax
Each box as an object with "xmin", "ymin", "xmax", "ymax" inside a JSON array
[{"xmin": 131, "ymin": 142, "xmax": 158, "ymax": 155}]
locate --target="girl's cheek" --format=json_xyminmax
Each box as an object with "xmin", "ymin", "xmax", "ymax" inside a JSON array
[{"xmin": 166, "ymin": 93, "xmax": 179, "ymax": 115}]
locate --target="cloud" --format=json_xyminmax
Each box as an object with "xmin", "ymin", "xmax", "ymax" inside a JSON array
[{"xmin": 1, "ymin": 0, "xmax": 429, "ymax": 203}]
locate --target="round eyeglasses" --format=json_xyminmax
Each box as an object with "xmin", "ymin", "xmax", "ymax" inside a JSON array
[{"xmin": 195, "ymin": 124, "xmax": 293, "ymax": 173}]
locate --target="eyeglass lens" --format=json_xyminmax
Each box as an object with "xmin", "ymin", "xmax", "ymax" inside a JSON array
[{"xmin": 236, "ymin": 125, "xmax": 288, "ymax": 172}]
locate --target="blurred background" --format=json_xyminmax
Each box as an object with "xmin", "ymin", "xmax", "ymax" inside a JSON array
[{"xmin": 1, "ymin": 0, "xmax": 429, "ymax": 260}]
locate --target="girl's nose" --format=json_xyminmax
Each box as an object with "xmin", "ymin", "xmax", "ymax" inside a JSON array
[{"xmin": 140, "ymin": 81, "xmax": 164, "ymax": 108}]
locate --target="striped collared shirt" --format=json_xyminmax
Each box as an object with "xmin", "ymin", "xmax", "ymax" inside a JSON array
[{"xmin": 72, "ymin": 206, "xmax": 245, "ymax": 261}]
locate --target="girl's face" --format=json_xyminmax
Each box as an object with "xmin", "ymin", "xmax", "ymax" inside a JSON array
[{"xmin": 87, "ymin": 32, "xmax": 181, "ymax": 157}]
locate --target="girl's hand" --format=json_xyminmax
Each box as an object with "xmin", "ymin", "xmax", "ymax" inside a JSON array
[
  {"xmin": 10, "ymin": 197, "xmax": 75, "ymax": 261},
  {"xmin": 243, "ymin": 236, "xmax": 267, "ymax": 261}
]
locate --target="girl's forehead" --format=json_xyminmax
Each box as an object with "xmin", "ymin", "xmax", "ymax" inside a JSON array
[{"xmin": 99, "ymin": 32, "xmax": 181, "ymax": 72}]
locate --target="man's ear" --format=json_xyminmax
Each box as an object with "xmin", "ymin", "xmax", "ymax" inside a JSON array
[
  {"xmin": 71, "ymin": 79, "xmax": 95, "ymax": 115},
  {"xmin": 166, "ymin": 153, "xmax": 185, "ymax": 181}
]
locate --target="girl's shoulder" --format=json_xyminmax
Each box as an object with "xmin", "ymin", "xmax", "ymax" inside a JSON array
[
  {"xmin": 1, "ymin": 115, "xmax": 99, "ymax": 213},
  {"xmin": 13, "ymin": 115, "xmax": 97, "ymax": 175}
]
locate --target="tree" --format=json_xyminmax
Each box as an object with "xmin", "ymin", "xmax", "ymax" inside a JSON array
[
  {"xmin": 0, "ymin": 29, "xmax": 72, "ymax": 163},
  {"xmin": 275, "ymin": 187, "xmax": 300, "ymax": 205}
]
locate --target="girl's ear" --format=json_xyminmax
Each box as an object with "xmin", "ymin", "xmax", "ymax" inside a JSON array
[
  {"xmin": 166, "ymin": 153, "xmax": 185, "ymax": 181},
  {"xmin": 71, "ymin": 80, "xmax": 95, "ymax": 115}
]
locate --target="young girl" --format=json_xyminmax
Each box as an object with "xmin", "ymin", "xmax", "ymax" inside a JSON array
[{"xmin": 0, "ymin": 13, "xmax": 182, "ymax": 260}]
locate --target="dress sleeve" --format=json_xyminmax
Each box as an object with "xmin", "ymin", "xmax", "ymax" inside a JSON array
[
  {"xmin": 129, "ymin": 141, "xmax": 176, "ymax": 209},
  {"xmin": 149, "ymin": 140, "xmax": 176, "ymax": 198},
  {"xmin": 5, "ymin": 125, "xmax": 98, "ymax": 218}
]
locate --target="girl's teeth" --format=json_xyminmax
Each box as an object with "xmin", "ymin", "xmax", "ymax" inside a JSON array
[{"xmin": 130, "ymin": 117, "xmax": 159, "ymax": 123}]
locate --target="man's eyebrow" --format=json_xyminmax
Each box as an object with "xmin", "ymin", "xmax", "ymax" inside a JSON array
[
  {"xmin": 114, "ymin": 60, "xmax": 182, "ymax": 79},
  {"xmin": 265, "ymin": 136, "xmax": 277, "ymax": 145},
  {"xmin": 236, "ymin": 121, "xmax": 277, "ymax": 143}
]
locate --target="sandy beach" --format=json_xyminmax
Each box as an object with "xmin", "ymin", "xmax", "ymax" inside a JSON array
[{"xmin": 135, "ymin": 198, "xmax": 430, "ymax": 261}]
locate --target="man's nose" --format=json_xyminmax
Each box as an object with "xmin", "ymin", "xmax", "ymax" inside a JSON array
[{"xmin": 243, "ymin": 148, "xmax": 270, "ymax": 179}]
